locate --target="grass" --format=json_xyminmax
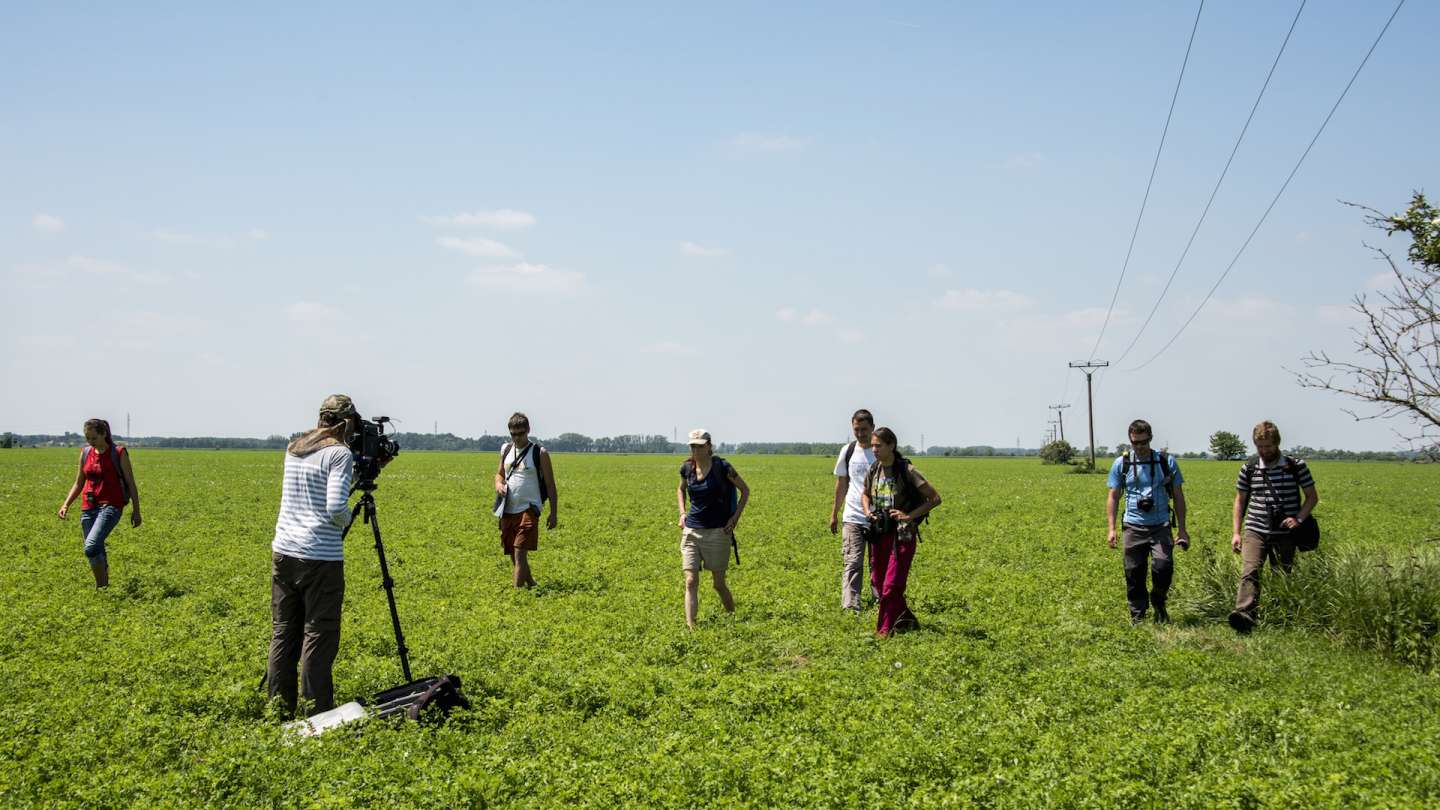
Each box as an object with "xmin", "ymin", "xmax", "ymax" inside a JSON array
[{"xmin": 2, "ymin": 449, "xmax": 1438, "ymax": 807}]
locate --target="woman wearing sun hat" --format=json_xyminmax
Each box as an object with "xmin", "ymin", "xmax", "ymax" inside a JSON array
[{"xmin": 676, "ymin": 429, "xmax": 749, "ymax": 629}]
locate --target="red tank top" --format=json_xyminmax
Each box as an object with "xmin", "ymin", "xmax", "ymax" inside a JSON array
[{"xmin": 82, "ymin": 445, "xmax": 128, "ymax": 510}]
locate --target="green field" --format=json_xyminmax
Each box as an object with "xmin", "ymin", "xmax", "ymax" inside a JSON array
[{"xmin": 3, "ymin": 449, "xmax": 1438, "ymax": 807}]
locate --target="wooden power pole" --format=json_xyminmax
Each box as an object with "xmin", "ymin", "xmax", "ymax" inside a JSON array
[
  {"xmin": 1068, "ymin": 361, "xmax": 1109, "ymax": 469},
  {"xmin": 1048, "ymin": 403, "xmax": 1070, "ymax": 442}
]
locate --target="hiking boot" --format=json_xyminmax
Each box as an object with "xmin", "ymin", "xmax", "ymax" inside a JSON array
[
  {"xmin": 1153, "ymin": 605, "xmax": 1171, "ymax": 624},
  {"xmin": 1228, "ymin": 610, "xmax": 1254, "ymax": 634}
]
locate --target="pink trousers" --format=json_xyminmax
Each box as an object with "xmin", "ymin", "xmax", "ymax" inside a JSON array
[{"xmin": 870, "ymin": 531, "xmax": 916, "ymax": 636}]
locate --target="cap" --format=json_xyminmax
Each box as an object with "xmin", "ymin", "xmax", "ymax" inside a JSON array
[
  {"xmin": 687, "ymin": 428, "xmax": 712, "ymax": 446},
  {"xmin": 319, "ymin": 394, "xmax": 358, "ymax": 419}
]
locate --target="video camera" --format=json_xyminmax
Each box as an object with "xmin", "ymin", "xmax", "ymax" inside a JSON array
[{"xmin": 349, "ymin": 415, "xmax": 400, "ymax": 487}]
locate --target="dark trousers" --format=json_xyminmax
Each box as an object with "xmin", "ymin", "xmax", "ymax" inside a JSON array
[
  {"xmin": 1233, "ymin": 529, "xmax": 1296, "ymax": 621},
  {"xmin": 268, "ymin": 552, "xmax": 345, "ymax": 716},
  {"xmin": 1122, "ymin": 524, "xmax": 1173, "ymax": 619}
]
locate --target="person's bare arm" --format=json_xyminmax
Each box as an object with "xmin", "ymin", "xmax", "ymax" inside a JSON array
[
  {"xmin": 830, "ymin": 476, "xmax": 847, "ymax": 534},
  {"xmin": 1283, "ymin": 485, "xmax": 1319, "ymax": 529},
  {"xmin": 1231, "ymin": 492, "xmax": 1248, "ymax": 552},
  {"xmin": 540, "ymin": 449, "xmax": 559, "ymax": 529},
  {"xmin": 892, "ymin": 481, "xmax": 941, "ymax": 522},
  {"xmin": 58, "ymin": 451, "xmax": 85, "ymax": 519},
  {"xmin": 493, "ymin": 451, "xmax": 507, "ymax": 496},
  {"xmin": 1107, "ymin": 488, "xmax": 1121, "ymax": 548},
  {"xmin": 119, "ymin": 450, "xmax": 142, "ymax": 527},
  {"xmin": 1171, "ymin": 485, "xmax": 1188, "ymax": 549},
  {"xmin": 676, "ymin": 481, "xmax": 688, "ymax": 528},
  {"xmin": 725, "ymin": 470, "xmax": 750, "ymax": 532}
]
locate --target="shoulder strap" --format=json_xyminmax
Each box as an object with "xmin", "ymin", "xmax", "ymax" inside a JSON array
[
  {"xmin": 110, "ymin": 445, "xmax": 131, "ymax": 502},
  {"xmin": 843, "ymin": 441, "xmax": 856, "ymax": 468}
]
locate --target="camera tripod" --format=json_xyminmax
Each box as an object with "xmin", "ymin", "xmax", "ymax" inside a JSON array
[
  {"xmin": 337, "ymin": 481, "xmax": 468, "ymax": 720},
  {"xmin": 342, "ymin": 482, "xmax": 412, "ymax": 681}
]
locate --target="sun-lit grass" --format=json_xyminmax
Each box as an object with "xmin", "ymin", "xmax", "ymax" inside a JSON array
[{"xmin": 2, "ymin": 449, "xmax": 1438, "ymax": 807}]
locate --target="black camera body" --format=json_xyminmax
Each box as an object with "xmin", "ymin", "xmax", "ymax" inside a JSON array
[
  {"xmin": 349, "ymin": 416, "xmax": 400, "ymax": 486},
  {"xmin": 1136, "ymin": 495, "xmax": 1155, "ymax": 513},
  {"xmin": 867, "ymin": 507, "xmax": 897, "ymax": 539}
]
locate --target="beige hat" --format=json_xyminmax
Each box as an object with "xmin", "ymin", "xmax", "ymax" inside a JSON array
[
  {"xmin": 687, "ymin": 428, "xmax": 712, "ymax": 446},
  {"xmin": 319, "ymin": 394, "xmax": 358, "ymax": 419}
]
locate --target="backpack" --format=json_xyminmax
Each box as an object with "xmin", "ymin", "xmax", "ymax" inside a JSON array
[
  {"xmin": 681, "ymin": 457, "xmax": 738, "ymax": 519},
  {"xmin": 1241, "ymin": 455, "xmax": 1319, "ymax": 551},
  {"xmin": 842, "ymin": 441, "xmax": 857, "ymax": 470},
  {"xmin": 82, "ymin": 445, "xmax": 131, "ymax": 506},
  {"xmin": 499, "ymin": 442, "xmax": 549, "ymax": 504},
  {"xmin": 1117, "ymin": 446, "xmax": 1175, "ymax": 515}
]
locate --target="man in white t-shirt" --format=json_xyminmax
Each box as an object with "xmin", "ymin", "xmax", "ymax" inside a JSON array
[{"xmin": 829, "ymin": 409, "xmax": 877, "ymax": 611}]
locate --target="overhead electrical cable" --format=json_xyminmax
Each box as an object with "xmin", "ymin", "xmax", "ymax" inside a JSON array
[
  {"xmin": 1124, "ymin": 0, "xmax": 1406, "ymax": 372},
  {"xmin": 1085, "ymin": 0, "xmax": 1205, "ymax": 363},
  {"xmin": 1112, "ymin": 0, "xmax": 1307, "ymax": 366}
]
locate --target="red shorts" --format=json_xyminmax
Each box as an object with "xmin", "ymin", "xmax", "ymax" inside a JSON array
[{"xmin": 499, "ymin": 509, "xmax": 539, "ymax": 554}]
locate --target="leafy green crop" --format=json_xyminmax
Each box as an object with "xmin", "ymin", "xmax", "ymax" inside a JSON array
[{"xmin": 2, "ymin": 450, "xmax": 1438, "ymax": 807}]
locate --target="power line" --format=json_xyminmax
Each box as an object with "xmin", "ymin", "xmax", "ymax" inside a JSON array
[
  {"xmin": 1086, "ymin": 0, "xmax": 1205, "ymax": 362},
  {"xmin": 1112, "ymin": 0, "xmax": 1307, "ymax": 365},
  {"xmin": 1124, "ymin": 0, "xmax": 1407, "ymax": 373}
]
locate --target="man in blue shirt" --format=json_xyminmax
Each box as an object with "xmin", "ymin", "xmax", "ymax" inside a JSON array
[{"xmin": 1106, "ymin": 419, "xmax": 1190, "ymax": 623}]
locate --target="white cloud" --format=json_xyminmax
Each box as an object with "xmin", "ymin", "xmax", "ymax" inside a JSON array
[
  {"xmin": 286, "ymin": 302, "xmax": 345, "ymax": 341},
  {"xmin": 1001, "ymin": 152, "xmax": 1045, "ymax": 170},
  {"xmin": 776, "ymin": 307, "xmax": 830, "ymax": 326},
  {"xmin": 421, "ymin": 209, "xmax": 537, "ymax": 229},
  {"xmin": 936, "ymin": 288, "xmax": 1032, "ymax": 312},
  {"xmin": 31, "ymin": 214, "xmax": 64, "ymax": 234},
  {"xmin": 148, "ymin": 228, "xmax": 269, "ymax": 248},
  {"xmin": 643, "ymin": 341, "xmax": 698, "ymax": 356},
  {"xmin": 729, "ymin": 132, "xmax": 811, "ymax": 153},
  {"xmin": 680, "ymin": 241, "xmax": 729, "ymax": 258},
  {"xmin": 468, "ymin": 263, "xmax": 584, "ymax": 294},
  {"xmin": 1317, "ymin": 304, "xmax": 1361, "ymax": 325},
  {"xmin": 13, "ymin": 255, "xmax": 168, "ymax": 285},
  {"xmin": 438, "ymin": 236, "xmax": 521, "ymax": 259},
  {"xmin": 287, "ymin": 301, "xmax": 342, "ymax": 323},
  {"xmin": 1365, "ymin": 271, "xmax": 1395, "ymax": 292}
]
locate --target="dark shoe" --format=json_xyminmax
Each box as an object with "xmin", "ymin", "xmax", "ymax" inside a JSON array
[
  {"xmin": 1130, "ymin": 613, "xmax": 1146, "ymax": 626},
  {"xmin": 1153, "ymin": 605, "xmax": 1170, "ymax": 624},
  {"xmin": 1228, "ymin": 610, "xmax": 1254, "ymax": 634}
]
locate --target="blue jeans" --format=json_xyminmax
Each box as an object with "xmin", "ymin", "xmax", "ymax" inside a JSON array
[{"xmin": 80, "ymin": 506, "xmax": 122, "ymax": 568}]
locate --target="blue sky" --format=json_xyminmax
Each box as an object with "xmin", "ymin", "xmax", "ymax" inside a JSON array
[{"xmin": 3, "ymin": 1, "xmax": 1436, "ymax": 451}]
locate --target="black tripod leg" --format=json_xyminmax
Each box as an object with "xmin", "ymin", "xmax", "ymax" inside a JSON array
[{"xmin": 365, "ymin": 497, "xmax": 413, "ymax": 683}]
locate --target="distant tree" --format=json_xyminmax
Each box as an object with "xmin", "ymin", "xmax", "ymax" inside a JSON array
[
  {"xmin": 1296, "ymin": 193, "xmax": 1439, "ymax": 454},
  {"xmin": 1209, "ymin": 430, "xmax": 1246, "ymax": 460},
  {"xmin": 1112, "ymin": 443, "xmax": 1128, "ymax": 456},
  {"xmin": 0, "ymin": 432, "xmax": 13, "ymax": 448},
  {"xmin": 1039, "ymin": 440, "xmax": 1075, "ymax": 465}
]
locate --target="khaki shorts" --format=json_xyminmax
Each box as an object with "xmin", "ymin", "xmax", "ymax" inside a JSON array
[{"xmin": 680, "ymin": 526, "xmax": 731, "ymax": 572}]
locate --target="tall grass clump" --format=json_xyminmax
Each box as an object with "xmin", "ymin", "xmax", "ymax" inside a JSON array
[{"xmin": 1184, "ymin": 541, "xmax": 1440, "ymax": 672}]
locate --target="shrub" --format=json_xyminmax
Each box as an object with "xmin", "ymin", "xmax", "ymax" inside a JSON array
[
  {"xmin": 1039, "ymin": 440, "xmax": 1074, "ymax": 465},
  {"xmin": 1182, "ymin": 542, "xmax": 1440, "ymax": 672}
]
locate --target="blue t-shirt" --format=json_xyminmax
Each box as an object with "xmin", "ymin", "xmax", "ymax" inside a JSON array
[
  {"xmin": 1107, "ymin": 452, "xmax": 1183, "ymax": 527},
  {"xmin": 682, "ymin": 458, "xmax": 735, "ymax": 530}
]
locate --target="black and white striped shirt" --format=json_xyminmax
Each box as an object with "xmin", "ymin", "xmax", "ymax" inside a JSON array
[
  {"xmin": 1236, "ymin": 455, "xmax": 1315, "ymax": 536},
  {"xmin": 272, "ymin": 445, "xmax": 354, "ymax": 561}
]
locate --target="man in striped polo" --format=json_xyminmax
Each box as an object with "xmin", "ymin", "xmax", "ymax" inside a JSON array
[
  {"xmin": 267, "ymin": 394, "xmax": 360, "ymax": 717},
  {"xmin": 1228, "ymin": 420, "xmax": 1320, "ymax": 634}
]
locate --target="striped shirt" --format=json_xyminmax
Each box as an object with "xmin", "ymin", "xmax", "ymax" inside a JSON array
[
  {"xmin": 272, "ymin": 445, "xmax": 354, "ymax": 561},
  {"xmin": 1236, "ymin": 455, "xmax": 1315, "ymax": 536}
]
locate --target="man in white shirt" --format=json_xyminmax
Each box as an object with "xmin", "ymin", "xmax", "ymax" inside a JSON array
[{"xmin": 829, "ymin": 409, "xmax": 877, "ymax": 611}]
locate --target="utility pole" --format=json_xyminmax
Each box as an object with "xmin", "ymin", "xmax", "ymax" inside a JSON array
[
  {"xmin": 920, "ymin": 433, "xmax": 925, "ymax": 455},
  {"xmin": 1048, "ymin": 403, "xmax": 1070, "ymax": 442},
  {"xmin": 1047, "ymin": 419, "xmax": 1059, "ymax": 445},
  {"xmin": 126, "ymin": 412, "xmax": 131, "ymax": 439},
  {"xmin": 1068, "ymin": 361, "xmax": 1109, "ymax": 469}
]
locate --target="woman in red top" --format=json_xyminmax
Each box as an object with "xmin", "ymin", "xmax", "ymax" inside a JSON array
[{"xmin": 58, "ymin": 419, "xmax": 142, "ymax": 588}]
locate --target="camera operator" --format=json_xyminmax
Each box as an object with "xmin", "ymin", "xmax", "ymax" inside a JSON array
[
  {"xmin": 861, "ymin": 427, "xmax": 941, "ymax": 638},
  {"xmin": 829, "ymin": 408, "xmax": 877, "ymax": 612},
  {"xmin": 1106, "ymin": 419, "xmax": 1190, "ymax": 624},
  {"xmin": 267, "ymin": 394, "xmax": 361, "ymax": 717}
]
